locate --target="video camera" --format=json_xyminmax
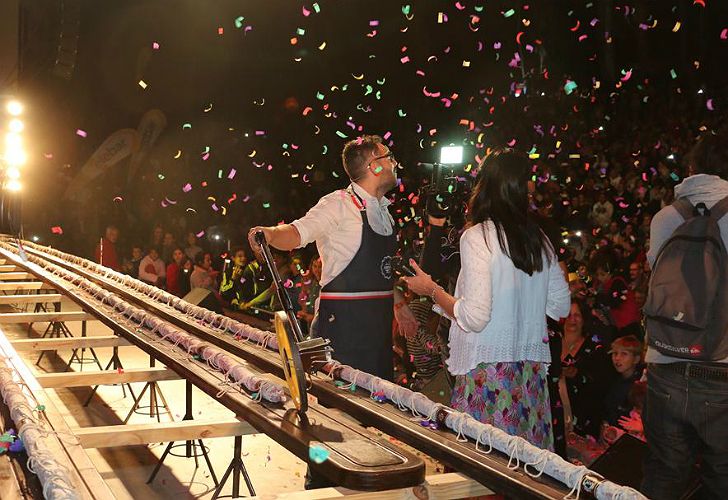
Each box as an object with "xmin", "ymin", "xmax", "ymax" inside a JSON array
[{"xmin": 419, "ymin": 145, "xmax": 473, "ymax": 218}]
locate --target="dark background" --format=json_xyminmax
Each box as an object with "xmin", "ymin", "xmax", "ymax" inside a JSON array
[{"xmin": 13, "ymin": 0, "xmax": 728, "ymax": 254}]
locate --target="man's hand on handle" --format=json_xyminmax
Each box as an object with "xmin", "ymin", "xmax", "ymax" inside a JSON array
[{"xmin": 247, "ymin": 226, "xmax": 273, "ymax": 257}]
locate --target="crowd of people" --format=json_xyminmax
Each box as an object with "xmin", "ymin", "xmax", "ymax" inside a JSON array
[{"xmin": 92, "ymin": 223, "xmax": 323, "ymax": 327}]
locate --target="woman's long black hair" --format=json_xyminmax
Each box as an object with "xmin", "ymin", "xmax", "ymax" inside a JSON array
[{"xmin": 468, "ymin": 149, "xmax": 552, "ymax": 275}]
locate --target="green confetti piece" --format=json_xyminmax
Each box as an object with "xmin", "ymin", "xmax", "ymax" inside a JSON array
[
  {"xmin": 332, "ymin": 171, "xmax": 339, "ymax": 178},
  {"xmin": 397, "ymin": 109, "xmax": 407, "ymax": 117},
  {"xmin": 218, "ymin": 169, "xmax": 223, "ymax": 178},
  {"xmin": 335, "ymin": 130, "xmax": 348, "ymax": 138},
  {"xmin": 36, "ymin": 405, "xmax": 45, "ymax": 412},
  {"xmin": 402, "ymin": 4, "xmax": 411, "ymax": 15},
  {"xmin": 322, "ymin": 145, "xmax": 328, "ymax": 154},
  {"xmin": 504, "ymin": 8, "xmax": 515, "ymax": 17},
  {"xmin": 474, "ymin": 5, "xmax": 484, "ymax": 12},
  {"xmin": 296, "ymin": 27, "xmax": 305, "ymax": 36},
  {"xmin": 341, "ymin": 84, "xmax": 348, "ymax": 91},
  {"xmin": 528, "ymin": 146, "xmax": 537, "ymax": 155},
  {"xmin": 373, "ymin": 166, "xmax": 383, "ymax": 174},
  {"xmin": 670, "ymin": 68, "xmax": 677, "ymax": 79},
  {"xmin": 364, "ymin": 85, "xmax": 373, "ymax": 95},
  {"xmin": 564, "ymin": 80, "xmax": 578, "ymax": 94},
  {"xmin": 313, "ymin": 2, "xmax": 320, "ymax": 13},
  {"xmin": 316, "ymin": 91, "xmax": 325, "ymax": 100},
  {"xmin": 182, "ymin": 123, "xmax": 192, "ymax": 129},
  {"xmin": 158, "ymin": 174, "xmax": 165, "ymax": 180},
  {"xmin": 263, "ymin": 202, "xmax": 271, "ymax": 209},
  {"xmin": 234, "ymin": 16, "xmax": 244, "ymax": 29},
  {"xmin": 282, "ymin": 143, "xmax": 289, "ymax": 149},
  {"xmin": 376, "ymin": 78, "xmax": 386, "ymax": 85},
  {"xmin": 375, "ymin": 90, "xmax": 382, "ymax": 100}
]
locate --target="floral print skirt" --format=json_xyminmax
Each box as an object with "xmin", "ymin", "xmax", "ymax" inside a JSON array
[{"xmin": 451, "ymin": 361, "xmax": 554, "ymax": 451}]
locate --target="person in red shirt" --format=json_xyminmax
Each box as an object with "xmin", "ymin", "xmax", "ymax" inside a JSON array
[
  {"xmin": 166, "ymin": 248, "xmax": 191, "ymax": 297},
  {"xmin": 94, "ymin": 226, "xmax": 121, "ymax": 271}
]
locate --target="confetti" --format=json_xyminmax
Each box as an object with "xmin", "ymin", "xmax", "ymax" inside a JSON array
[{"xmin": 309, "ymin": 445, "xmax": 330, "ymax": 464}]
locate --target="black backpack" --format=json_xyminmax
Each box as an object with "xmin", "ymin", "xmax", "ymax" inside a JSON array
[{"xmin": 644, "ymin": 196, "xmax": 728, "ymax": 360}]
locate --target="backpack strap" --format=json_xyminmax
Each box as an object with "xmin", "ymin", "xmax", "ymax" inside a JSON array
[
  {"xmin": 709, "ymin": 195, "xmax": 728, "ymax": 222},
  {"xmin": 672, "ymin": 198, "xmax": 694, "ymax": 221}
]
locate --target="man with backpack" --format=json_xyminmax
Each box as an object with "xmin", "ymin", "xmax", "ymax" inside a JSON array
[{"xmin": 643, "ymin": 130, "xmax": 728, "ymax": 499}]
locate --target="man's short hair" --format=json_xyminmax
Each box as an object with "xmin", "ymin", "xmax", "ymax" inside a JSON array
[
  {"xmin": 687, "ymin": 128, "xmax": 728, "ymax": 179},
  {"xmin": 341, "ymin": 135, "xmax": 382, "ymax": 181},
  {"xmin": 610, "ymin": 335, "xmax": 643, "ymax": 356}
]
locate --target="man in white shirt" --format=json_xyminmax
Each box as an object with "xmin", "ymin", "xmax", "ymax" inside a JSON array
[{"xmin": 249, "ymin": 135, "xmax": 417, "ymax": 381}]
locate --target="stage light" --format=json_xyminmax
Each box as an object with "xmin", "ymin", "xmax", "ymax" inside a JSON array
[
  {"xmin": 8, "ymin": 119, "xmax": 23, "ymax": 133},
  {"xmin": 5, "ymin": 180, "xmax": 21, "ymax": 192},
  {"xmin": 439, "ymin": 145, "xmax": 463, "ymax": 164},
  {"xmin": 6, "ymin": 167, "xmax": 20, "ymax": 179},
  {"xmin": 5, "ymin": 133, "xmax": 21, "ymax": 149},
  {"xmin": 6, "ymin": 101, "xmax": 23, "ymax": 116},
  {"xmin": 4, "ymin": 149, "xmax": 26, "ymax": 166}
]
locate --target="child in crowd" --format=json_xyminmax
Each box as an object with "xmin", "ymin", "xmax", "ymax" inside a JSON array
[{"xmin": 602, "ymin": 335, "xmax": 645, "ymax": 441}]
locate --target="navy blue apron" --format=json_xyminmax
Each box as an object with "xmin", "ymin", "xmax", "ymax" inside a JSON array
[{"xmin": 315, "ymin": 187, "xmax": 397, "ymax": 380}]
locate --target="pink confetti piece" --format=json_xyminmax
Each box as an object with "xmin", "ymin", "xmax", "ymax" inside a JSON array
[
  {"xmin": 196, "ymin": 231, "xmax": 205, "ymax": 238},
  {"xmin": 182, "ymin": 183, "xmax": 192, "ymax": 192},
  {"xmin": 721, "ymin": 28, "xmax": 728, "ymax": 40},
  {"xmin": 152, "ymin": 42, "xmax": 160, "ymax": 50},
  {"xmin": 76, "ymin": 129, "xmax": 87, "ymax": 138},
  {"xmin": 369, "ymin": 20, "xmax": 379, "ymax": 27},
  {"xmin": 228, "ymin": 168, "xmax": 237, "ymax": 179}
]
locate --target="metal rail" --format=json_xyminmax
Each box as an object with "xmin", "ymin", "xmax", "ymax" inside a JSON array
[
  {"xmin": 10, "ymin": 241, "xmax": 574, "ymax": 499},
  {"xmin": 0, "ymin": 245, "xmax": 424, "ymax": 491}
]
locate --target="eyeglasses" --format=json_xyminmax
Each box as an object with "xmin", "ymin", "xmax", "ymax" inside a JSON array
[{"xmin": 368, "ymin": 152, "xmax": 399, "ymax": 172}]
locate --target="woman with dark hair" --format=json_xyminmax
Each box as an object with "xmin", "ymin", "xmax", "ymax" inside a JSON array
[
  {"xmin": 561, "ymin": 299, "xmax": 614, "ymax": 439},
  {"xmin": 404, "ymin": 149, "xmax": 570, "ymax": 450}
]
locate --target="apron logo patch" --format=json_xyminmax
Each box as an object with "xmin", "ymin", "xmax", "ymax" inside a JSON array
[{"xmin": 380, "ymin": 255, "xmax": 393, "ymax": 280}]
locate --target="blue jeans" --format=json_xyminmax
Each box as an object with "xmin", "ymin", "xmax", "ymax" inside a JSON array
[{"xmin": 642, "ymin": 363, "xmax": 728, "ymax": 499}]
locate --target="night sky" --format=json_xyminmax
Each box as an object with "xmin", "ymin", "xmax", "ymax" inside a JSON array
[{"xmin": 15, "ymin": 0, "xmax": 728, "ymax": 251}]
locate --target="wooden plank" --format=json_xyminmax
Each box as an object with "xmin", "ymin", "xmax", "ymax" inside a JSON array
[
  {"xmin": 11, "ymin": 335, "xmax": 132, "ymax": 351},
  {"xmin": 73, "ymin": 419, "xmax": 256, "ymax": 448},
  {"xmin": 36, "ymin": 367, "xmax": 180, "ymax": 388},
  {"xmin": 248, "ymin": 473, "xmax": 493, "ymax": 499},
  {"xmin": 0, "ymin": 329, "xmax": 114, "ymax": 499},
  {"xmin": 0, "ymin": 282, "xmax": 53, "ymax": 290},
  {"xmin": 0, "ymin": 293, "xmax": 63, "ymax": 304},
  {"xmin": 0, "ymin": 311, "xmax": 93, "ymax": 323},
  {"xmin": 0, "ymin": 272, "xmax": 34, "ymax": 280},
  {"xmin": 0, "ymin": 265, "xmax": 18, "ymax": 272}
]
